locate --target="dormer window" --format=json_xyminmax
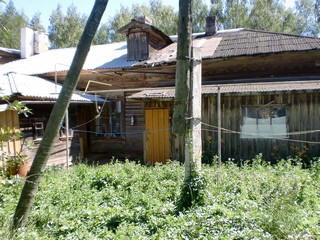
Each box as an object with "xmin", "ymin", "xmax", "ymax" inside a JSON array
[
  {"xmin": 127, "ymin": 31, "xmax": 149, "ymax": 61},
  {"xmin": 117, "ymin": 17, "xmax": 173, "ymax": 62}
]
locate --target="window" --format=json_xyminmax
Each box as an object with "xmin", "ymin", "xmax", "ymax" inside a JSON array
[
  {"xmin": 241, "ymin": 106, "xmax": 287, "ymax": 139},
  {"xmin": 95, "ymin": 114, "xmax": 106, "ymax": 137},
  {"xmin": 110, "ymin": 100, "xmax": 122, "ymax": 138},
  {"xmin": 34, "ymin": 122, "xmax": 44, "ymax": 140},
  {"xmin": 93, "ymin": 100, "xmax": 123, "ymax": 138}
]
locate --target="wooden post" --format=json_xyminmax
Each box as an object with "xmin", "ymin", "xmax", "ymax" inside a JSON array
[
  {"xmin": 185, "ymin": 47, "xmax": 202, "ymax": 178},
  {"xmin": 172, "ymin": 0, "xmax": 192, "ymax": 162},
  {"xmin": 65, "ymin": 109, "xmax": 70, "ymax": 169},
  {"xmin": 217, "ymin": 86, "xmax": 222, "ymax": 165}
]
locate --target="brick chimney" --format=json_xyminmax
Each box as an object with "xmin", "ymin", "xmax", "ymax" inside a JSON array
[
  {"xmin": 34, "ymin": 30, "xmax": 49, "ymax": 54},
  {"xmin": 205, "ymin": 16, "xmax": 218, "ymax": 36},
  {"xmin": 135, "ymin": 15, "xmax": 152, "ymax": 25},
  {"xmin": 21, "ymin": 27, "xmax": 49, "ymax": 59}
]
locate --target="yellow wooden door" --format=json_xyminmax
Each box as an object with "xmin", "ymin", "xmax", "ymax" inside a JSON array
[
  {"xmin": 0, "ymin": 110, "xmax": 20, "ymax": 157},
  {"xmin": 145, "ymin": 108, "xmax": 170, "ymax": 164}
]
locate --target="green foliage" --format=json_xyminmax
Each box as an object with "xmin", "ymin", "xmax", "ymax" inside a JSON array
[
  {"xmin": 0, "ymin": 96, "xmax": 32, "ymax": 178},
  {"xmin": 176, "ymin": 171, "xmax": 207, "ymax": 211},
  {"xmin": 92, "ymin": 23, "xmax": 109, "ymax": 45},
  {"xmin": 0, "ymin": 157, "xmax": 319, "ymax": 239},
  {"xmin": 295, "ymin": 0, "xmax": 320, "ymax": 36},
  {"xmin": 0, "ymin": 0, "xmax": 28, "ymax": 49},
  {"xmin": 48, "ymin": 4, "xmax": 87, "ymax": 48},
  {"xmin": 29, "ymin": 12, "xmax": 45, "ymax": 31},
  {"xmin": 2, "ymin": 0, "xmax": 319, "ymax": 50},
  {"xmin": 202, "ymin": 135, "xmax": 216, "ymax": 164}
]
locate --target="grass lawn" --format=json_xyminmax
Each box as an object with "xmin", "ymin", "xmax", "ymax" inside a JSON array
[{"xmin": 0, "ymin": 156, "xmax": 319, "ymax": 239}]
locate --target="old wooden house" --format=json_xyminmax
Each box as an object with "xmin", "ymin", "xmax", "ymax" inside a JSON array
[
  {"xmin": 1, "ymin": 17, "xmax": 320, "ymax": 165},
  {"xmin": 0, "ymin": 72, "xmax": 104, "ymax": 168}
]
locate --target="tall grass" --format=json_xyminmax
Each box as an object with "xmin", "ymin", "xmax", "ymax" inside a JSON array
[{"xmin": 0, "ymin": 157, "xmax": 319, "ymax": 239}]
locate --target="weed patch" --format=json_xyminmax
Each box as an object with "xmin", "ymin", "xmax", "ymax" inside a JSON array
[{"xmin": 0, "ymin": 157, "xmax": 319, "ymax": 239}]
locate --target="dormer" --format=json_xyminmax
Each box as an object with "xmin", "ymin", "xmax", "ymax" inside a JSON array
[{"xmin": 117, "ymin": 16, "xmax": 173, "ymax": 61}]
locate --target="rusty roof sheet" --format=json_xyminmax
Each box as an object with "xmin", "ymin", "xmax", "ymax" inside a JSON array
[
  {"xmin": 144, "ymin": 37, "xmax": 222, "ymax": 64},
  {"xmin": 140, "ymin": 29, "xmax": 320, "ymax": 65},
  {"xmin": 127, "ymin": 80, "xmax": 320, "ymax": 99}
]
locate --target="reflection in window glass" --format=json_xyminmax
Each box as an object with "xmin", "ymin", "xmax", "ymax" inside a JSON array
[
  {"xmin": 93, "ymin": 100, "xmax": 123, "ymax": 138},
  {"xmin": 241, "ymin": 106, "xmax": 287, "ymax": 139},
  {"xmin": 110, "ymin": 101, "xmax": 122, "ymax": 138}
]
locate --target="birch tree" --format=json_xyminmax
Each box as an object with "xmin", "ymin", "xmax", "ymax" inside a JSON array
[{"xmin": 12, "ymin": 0, "xmax": 109, "ymax": 230}]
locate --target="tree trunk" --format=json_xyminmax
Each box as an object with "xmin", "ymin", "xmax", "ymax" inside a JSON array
[
  {"xmin": 173, "ymin": 0, "xmax": 192, "ymax": 162},
  {"xmin": 12, "ymin": 0, "xmax": 109, "ymax": 229}
]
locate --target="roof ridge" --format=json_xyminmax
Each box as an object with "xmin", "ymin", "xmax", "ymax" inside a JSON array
[
  {"xmin": 46, "ymin": 40, "xmax": 127, "ymax": 52},
  {"xmin": 241, "ymin": 28, "xmax": 320, "ymax": 39}
]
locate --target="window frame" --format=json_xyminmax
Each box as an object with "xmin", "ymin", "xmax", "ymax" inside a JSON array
[
  {"xmin": 93, "ymin": 99, "xmax": 124, "ymax": 139},
  {"xmin": 240, "ymin": 105, "xmax": 288, "ymax": 139}
]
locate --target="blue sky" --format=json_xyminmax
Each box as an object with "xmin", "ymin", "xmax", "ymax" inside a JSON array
[
  {"xmin": 7, "ymin": 0, "xmax": 210, "ymax": 30},
  {"xmin": 6, "ymin": 0, "xmax": 294, "ymax": 31}
]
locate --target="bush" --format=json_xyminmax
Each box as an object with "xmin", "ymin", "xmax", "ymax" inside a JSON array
[{"xmin": 0, "ymin": 157, "xmax": 319, "ymax": 239}]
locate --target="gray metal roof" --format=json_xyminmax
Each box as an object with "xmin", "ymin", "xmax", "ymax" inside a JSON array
[
  {"xmin": 0, "ymin": 47, "xmax": 20, "ymax": 56},
  {"xmin": 0, "ymin": 41, "xmax": 138, "ymax": 75},
  {"xmin": 0, "ymin": 72, "xmax": 104, "ymax": 103},
  {"xmin": 127, "ymin": 80, "xmax": 320, "ymax": 99},
  {"xmin": 0, "ymin": 28, "xmax": 319, "ymax": 75}
]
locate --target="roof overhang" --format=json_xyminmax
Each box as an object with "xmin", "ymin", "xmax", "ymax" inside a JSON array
[{"xmin": 127, "ymin": 79, "xmax": 320, "ymax": 99}]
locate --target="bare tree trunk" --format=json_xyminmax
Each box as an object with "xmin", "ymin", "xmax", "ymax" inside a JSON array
[
  {"xmin": 173, "ymin": 0, "xmax": 192, "ymax": 162},
  {"xmin": 12, "ymin": 0, "xmax": 109, "ymax": 229}
]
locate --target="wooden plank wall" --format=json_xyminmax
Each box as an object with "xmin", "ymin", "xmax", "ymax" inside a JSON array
[
  {"xmin": 142, "ymin": 92, "xmax": 320, "ymax": 162},
  {"xmin": 202, "ymin": 92, "xmax": 320, "ymax": 162},
  {"xmin": 18, "ymin": 104, "xmax": 80, "ymax": 167},
  {"xmin": 0, "ymin": 110, "xmax": 20, "ymax": 167},
  {"xmin": 89, "ymin": 98, "xmax": 145, "ymax": 159},
  {"xmin": 124, "ymin": 99, "xmax": 144, "ymax": 157}
]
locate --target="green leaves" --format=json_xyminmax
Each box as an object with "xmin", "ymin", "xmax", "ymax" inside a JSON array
[
  {"xmin": 0, "ymin": 159, "xmax": 319, "ymax": 239},
  {"xmin": 0, "ymin": 1, "xmax": 28, "ymax": 49},
  {"xmin": 48, "ymin": 4, "xmax": 87, "ymax": 48}
]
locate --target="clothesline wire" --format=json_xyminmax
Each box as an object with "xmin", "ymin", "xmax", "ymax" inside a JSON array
[
  {"xmin": 61, "ymin": 116, "xmax": 320, "ymax": 145},
  {"xmin": 201, "ymin": 121, "xmax": 320, "ymax": 145}
]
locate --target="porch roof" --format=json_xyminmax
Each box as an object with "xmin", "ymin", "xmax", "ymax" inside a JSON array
[
  {"xmin": 0, "ymin": 72, "xmax": 104, "ymax": 103},
  {"xmin": 127, "ymin": 80, "xmax": 320, "ymax": 99}
]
